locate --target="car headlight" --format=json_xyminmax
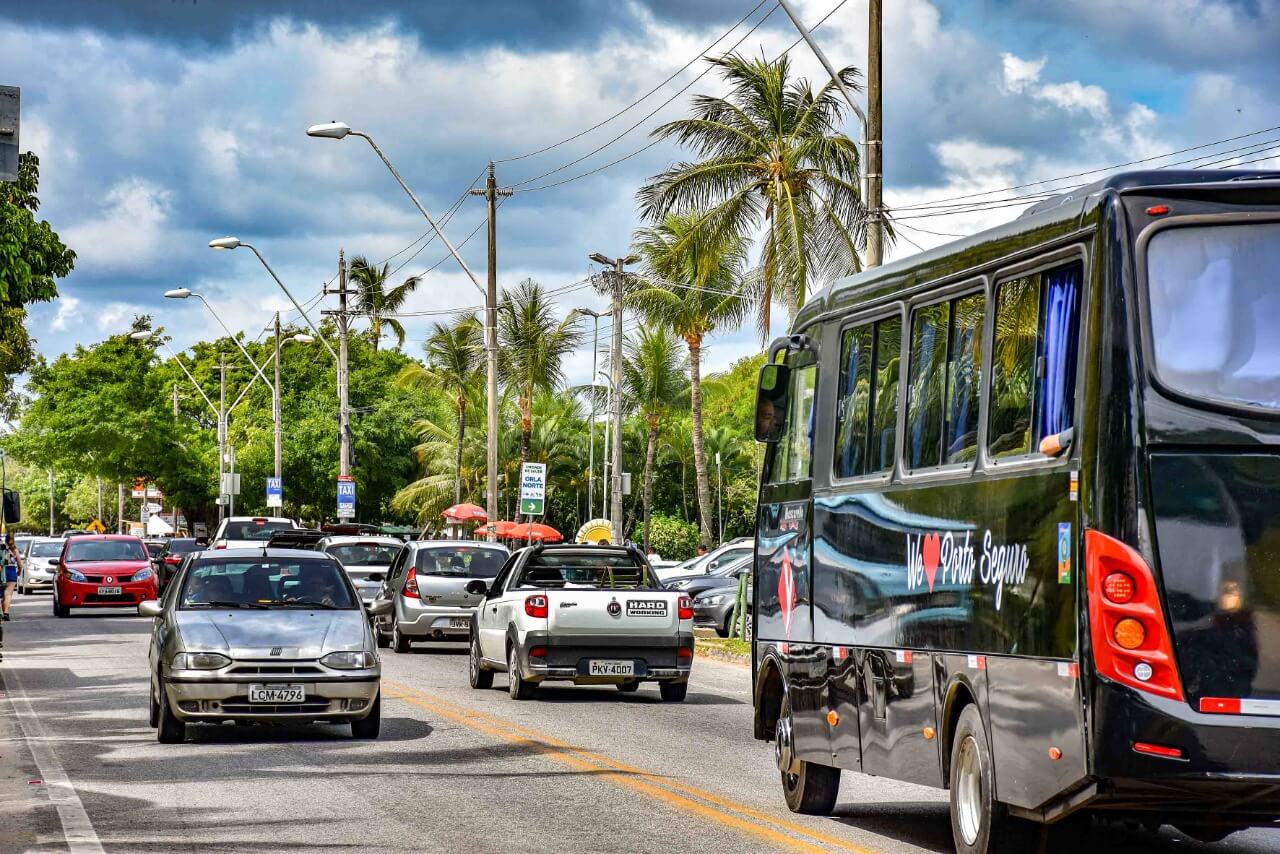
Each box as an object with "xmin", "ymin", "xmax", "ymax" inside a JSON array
[
  {"xmin": 322, "ymin": 651, "xmax": 376, "ymax": 670},
  {"xmin": 132, "ymin": 568, "xmax": 153, "ymax": 582},
  {"xmin": 66, "ymin": 568, "xmax": 87, "ymax": 582},
  {"xmin": 172, "ymin": 652, "xmax": 231, "ymax": 670},
  {"xmin": 701, "ymin": 594, "xmax": 726, "ymax": 605}
]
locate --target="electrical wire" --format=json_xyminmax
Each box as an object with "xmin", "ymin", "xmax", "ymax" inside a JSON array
[{"xmin": 494, "ymin": 0, "xmax": 771, "ymax": 165}]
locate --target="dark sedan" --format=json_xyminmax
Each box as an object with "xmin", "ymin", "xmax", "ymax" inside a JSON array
[
  {"xmin": 693, "ymin": 574, "xmax": 752, "ymax": 638},
  {"xmin": 665, "ymin": 553, "xmax": 752, "ymax": 600}
]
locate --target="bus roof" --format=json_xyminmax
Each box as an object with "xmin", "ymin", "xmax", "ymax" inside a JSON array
[{"xmin": 795, "ymin": 168, "xmax": 1280, "ymax": 333}]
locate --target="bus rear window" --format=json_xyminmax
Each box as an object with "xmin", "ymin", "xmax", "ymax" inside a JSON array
[{"xmin": 1148, "ymin": 222, "xmax": 1280, "ymax": 410}]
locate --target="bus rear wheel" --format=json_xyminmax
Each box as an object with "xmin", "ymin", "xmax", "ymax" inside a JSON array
[
  {"xmin": 949, "ymin": 705, "xmax": 1031, "ymax": 853},
  {"xmin": 777, "ymin": 694, "xmax": 840, "ymax": 815}
]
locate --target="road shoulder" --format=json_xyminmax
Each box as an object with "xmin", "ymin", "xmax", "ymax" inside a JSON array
[{"xmin": 0, "ymin": 667, "xmax": 67, "ymax": 852}]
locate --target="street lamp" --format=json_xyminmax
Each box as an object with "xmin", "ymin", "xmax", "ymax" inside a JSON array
[
  {"xmin": 306, "ymin": 120, "xmax": 500, "ymax": 541},
  {"xmin": 571, "ymin": 307, "xmax": 612, "ymax": 520}
]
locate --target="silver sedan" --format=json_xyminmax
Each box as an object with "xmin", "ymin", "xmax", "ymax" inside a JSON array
[{"xmin": 140, "ymin": 548, "xmax": 392, "ymax": 743}]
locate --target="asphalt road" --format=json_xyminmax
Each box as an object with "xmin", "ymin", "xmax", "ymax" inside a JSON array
[{"xmin": 1, "ymin": 594, "xmax": 1278, "ymax": 854}]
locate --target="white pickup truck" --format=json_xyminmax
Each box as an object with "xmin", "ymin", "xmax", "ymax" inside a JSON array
[{"xmin": 466, "ymin": 545, "xmax": 695, "ymax": 701}]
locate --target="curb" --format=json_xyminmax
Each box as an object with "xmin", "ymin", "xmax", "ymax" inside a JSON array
[{"xmin": 694, "ymin": 640, "xmax": 751, "ymax": 667}]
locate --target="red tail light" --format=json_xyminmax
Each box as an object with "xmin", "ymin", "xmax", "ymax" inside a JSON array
[
  {"xmin": 1085, "ymin": 530, "xmax": 1183, "ymax": 702},
  {"xmin": 525, "ymin": 595, "xmax": 548, "ymax": 618},
  {"xmin": 528, "ymin": 645, "xmax": 547, "ymax": 659},
  {"xmin": 165, "ymin": 556, "xmax": 181, "ymax": 565},
  {"xmin": 403, "ymin": 567, "xmax": 420, "ymax": 599},
  {"xmin": 1133, "ymin": 741, "xmax": 1184, "ymax": 760},
  {"xmin": 215, "ymin": 542, "xmax": 227, "ymax": 550},
  {"xmin": 678, "ymin": 596, "xmax": 694, "ymax": 620},
  {"xmin": 677, "ymin": 647, "xmax": 693, "ymax": 663}
]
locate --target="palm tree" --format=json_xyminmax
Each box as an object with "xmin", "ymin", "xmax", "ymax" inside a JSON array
[
  {"xmin": 347, "ymin": 255, "xmax": 421, "ymax": 350},
  {"xmin": 637, "ymin": 52, "xmax": 873, "ymax": 335},
  {"xmin": 630, "ymin": 212, "xmax": 748, "ymax": 547},
  {"xmin": 497, "ymin": 279, "xmax": 583, "ymax": 517},
  {"xmin": 621, "ymin": 325, "xmax": 688, "ymax": 551},
  {"xmin": 396, "ymin": 313, "xmax": 483, "ymax": 504},
  {"xmin": 660, "ymin": 420, "xmax": 696, "ymax": 522}
]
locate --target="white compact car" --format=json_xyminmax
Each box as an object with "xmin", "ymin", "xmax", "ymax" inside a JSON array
[
  {"xmin": 208, "ymin": 516, "xmax": 299, "ymax": 549},
  {"xmin": 20, "ymin": 537, "xmax": 64, "ymax": 593},
  {"xmin": 467, "ymin": 544, "xmax": 694, "ymax": 701}
]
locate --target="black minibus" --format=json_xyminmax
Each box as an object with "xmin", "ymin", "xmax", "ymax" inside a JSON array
[{"xmin": 751, "ymin": 169, "xmax": 1280, "ymax": 852}]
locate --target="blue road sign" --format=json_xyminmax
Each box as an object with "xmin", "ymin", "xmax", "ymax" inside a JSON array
[
  {"xmin": 266, "ymin": 477, "xmax": 282, "ymax": 508},
  {"xmin": 337, "ymin": 478, "xmax": 356, "ymax": 518}
]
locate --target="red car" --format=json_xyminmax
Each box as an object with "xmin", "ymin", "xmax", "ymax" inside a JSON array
[{"xmin": 53, "ymin": 535, "xmax": 158, "ymax": 617}]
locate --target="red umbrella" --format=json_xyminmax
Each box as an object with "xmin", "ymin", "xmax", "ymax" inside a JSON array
[
  {"xmin": 442, "ymin": 503, "xmax": 488, "ymax": 524},
  {"xmin": 492, "ymin": 520, "xmax": 519, "ymax": 537},
  {"xmin": 507, "ymin": 522, "xmax": 563, "ymax": 543}
]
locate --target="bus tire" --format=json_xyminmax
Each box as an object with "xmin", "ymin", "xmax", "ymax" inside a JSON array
[
  {"xmin": 778, "ymin": 694, "xmax": 840, "ymax": 815},
  {"xmin": 949, "ymin": 705, "xmax": 1030, "ymax": 854}
]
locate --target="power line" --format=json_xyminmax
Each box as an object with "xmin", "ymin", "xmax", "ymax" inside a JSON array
[{"xmin": 494, "ymin": 0, "xmax": 771, "ymax": 165}]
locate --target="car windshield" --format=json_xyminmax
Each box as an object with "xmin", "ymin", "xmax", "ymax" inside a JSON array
[
  {"xmin": 415, "ymin": 546, "xmax": 507, "ymax": 578},
  {"xmin": 65, "ymin": 539, "xmax": 147, "ymax": 562},
  {"xmin": 179, "ymin": 558, "xmax": 357, "ymax": 610},
  {"xmin": 1148, "ymin": 222, "xmax": 1280, "ymax": 409},
  {"xmin": 514, "ymin": 552, "xmax": 656, "ymax": 590},
  {"xmin": 327, "ymin": 542, "xmax": 401, "ymax": 567},
  {"xmin": 29, "ymin": 542, "xmax": 62, "ymax": 558},
  {"xmin": 222, "ymin": 520, "xmax": 294, "ymax": 541}
]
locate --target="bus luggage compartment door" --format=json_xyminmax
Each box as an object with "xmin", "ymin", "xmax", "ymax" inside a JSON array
[{"xmin": 857, "ymin": 648, "xmax": 942, "ymax": 787}]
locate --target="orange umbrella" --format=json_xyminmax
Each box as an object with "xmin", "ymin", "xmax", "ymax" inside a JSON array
[
  {"xmin": 507, "ymin": 522, "xmax": 563, "ymax": 543},
  {"xmin": 442, "ymin": 503, "xmax": 488, "ymax": 524},
  {"xmin": 492, "ymin": 520, "xmax": 519, "ymax": 537}
]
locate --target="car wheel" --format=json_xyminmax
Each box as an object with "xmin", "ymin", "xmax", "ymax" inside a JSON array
[
  {"xmin": 148, "ymin": 674, "xmax": 160, "ymax": 728},
  {"xmin": 507, "ymin": 645, "xmax": 536, "ymax": 701},
  {"xmin": 351, "ymin": 694, "xmax": 381, "ymax": 740},
  {"xmin": 615, "ymin": 681, "xmax": 641, "ymax": 693},
  {"xmin": 374, "ymin": 623, "xmax": 390, "ymax": 649},
  {"xmin": 778, "ymin": 694, "xmax": 840, "ymax": 815},
  {"xmin": 16, "ymin": 581, "xmax": 24, "ymax": 595},
  {"xmin": 469, "ymin": 632, "xmax": 494, "ymax": 689},
  {"xmin": 948, "ymin": 705, "xmax": 1032, "ymax": 854},
  {"xmin": 659, "ymin": 680, "xmax": 688, "ymax": 702},
  {"xmin": 156, "ymin": 686, "xmax": 186, "ymax": 744},
  {"xmin": 53, "ymin": 600, "xmax": 67, "ymax": 618},
  {"xmin": 392, "ymin": 623, "xmax": 411, "ymax": 654}
]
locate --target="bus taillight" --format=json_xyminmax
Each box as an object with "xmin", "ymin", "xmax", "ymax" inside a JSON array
[{"xmin": 1085, "ymin": 530, "xmax": 1184, "ymax": 702}]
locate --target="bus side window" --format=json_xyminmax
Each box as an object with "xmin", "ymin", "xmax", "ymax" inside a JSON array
[
  {"xmin": 905, "ymin": 292, "xmax": 985, "ymax": 470},
  {"xmin": 834, "ymin": 316, "xmax": 901, "ymax": 478},
  {"xmin": 988, "ymin": 261, "xmax": 1082, "ymax": 460},
  {"xmin": 767, "ymin": 364, "xmax": 817, "ymax": 484}
]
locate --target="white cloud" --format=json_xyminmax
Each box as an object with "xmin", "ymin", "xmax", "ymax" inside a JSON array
[
  {"xmin": 1001, "ymin": 52, "xmax": 1109, "ymax": 118},
  {"xmin": 1001, "ymin": 53, "xmax": 1046, "ymax": 94},
  {"xmin": 50, "ymin": 295, "xmax": 80, "ymax": 332},
  {"xmin": 62, "ymin": 178, "xmax": 171, "ymax": 271},
  {"xmin": 95, "ymin": 302, "xmax": 143, "ymax": 332}
]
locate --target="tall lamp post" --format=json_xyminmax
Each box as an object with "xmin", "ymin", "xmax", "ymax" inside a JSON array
[
  {"xmin": 305, "ymin": 121, "xmax": 500, "ymax": 541},
  {"xmin": 588, "ymin": 252, "xmax": 638, "ymax": 544},
  {"xmin": 571, "ymin": 307, "xmax": 611, "ymax": 521}
]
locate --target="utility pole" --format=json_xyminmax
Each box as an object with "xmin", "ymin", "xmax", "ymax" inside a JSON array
[
  {"xmin": 117, "ymin": 483, "xmax": 124, "ymax": 534},
  {"xmin": 47, "ymin": 469, "xmax": 54, "ymax": 536},
  {"xmin": 586, "ymin": 254, "xmax": 638, "ymax": 544},
  {"xmin": 777, "ymin": 0, "xmax": 882, "ymax": 267},
  {"xmin": 218, "ymin": 354, "xmax": 227, "ymax": 524},
  {"xmin": 572, "ymin": 308, "xmax": 611, "ymax": 521},
  {"xmin": 272, "ymin": 311, "xmax": 283, "ymax": 480},
  {"xmin": 96, "ymin": 476, "xmax": 103, "ymax": 523},
  {"xmin": 469, "ymin": 163, "xmax": 512, "ymax": 541},
  {"xmin": 336, "ymin": 251, "xmax": 351, "ymax": 477},
  {"xmin": 173, "ymin": 382, "xmax": 179, "ymax": 416}
]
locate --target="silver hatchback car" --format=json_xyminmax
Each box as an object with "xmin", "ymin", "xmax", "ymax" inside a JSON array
[
  {"xmin": 140, "ymin": 548, "xmax": 391, "ymax": 743},
  {"xmin": 375, "ymin": 541, "xmax": 509, "ymax": 653}
]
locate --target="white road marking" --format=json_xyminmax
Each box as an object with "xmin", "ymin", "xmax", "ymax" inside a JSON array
[{"xmin": 4, "ymin": 665, "xmax": 105, "ymax": 854}]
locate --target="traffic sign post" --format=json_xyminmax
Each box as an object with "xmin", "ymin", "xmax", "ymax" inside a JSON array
[
  {"xmin": 266, "ymin": 477, "xmax": 282, "ymax": 509},
  {"xmin": 0, "ymin": 86, "xmax": 18, "ymax": 182},
  {"xmin": 519, "ymin": 462, "xmax": 546, "ymax": 517},
  {"xmin": 336, "ymin": 475, "xmax": 355, "ymax": 519}
]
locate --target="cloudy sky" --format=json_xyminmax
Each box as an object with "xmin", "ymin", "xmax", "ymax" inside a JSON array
[{"xmin": 4, "ymin": 0, "xmax": 1278, "ymax": 385}]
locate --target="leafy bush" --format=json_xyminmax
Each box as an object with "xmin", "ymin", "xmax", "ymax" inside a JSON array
[{"xmin": 648, "ymin": 513, "xmax": 700, "ymax": 562}]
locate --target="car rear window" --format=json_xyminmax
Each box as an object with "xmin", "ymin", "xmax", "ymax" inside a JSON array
[
  {"xmin": 65, "ymin": 539, "xmax": 147, "ymax": 562},
  {"xmin": 415, "ymin": 546, "xmax": 508, "ymax": 578},
  {"xmin": 167, "ymin": 540, "xmax": 201, "ymax": 555},
  {"xmin": 327, "ymin": 542, "xmax": 402, "ymax": 567},
  {"xmin": 179, "ymin": 558, "xmax": 356, "ymax": 610},
  {"xmin": 223, "ymin": 520, "xmax": 295, "ymax": 541},
  {"xmin": 514, "ymin": 552, "xmax": 656, "ymax": 590}
]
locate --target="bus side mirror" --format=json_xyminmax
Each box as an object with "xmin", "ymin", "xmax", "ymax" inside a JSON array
[{"xmin": 754, "ymin": 363, "xmax": 790, "ymax": 443}]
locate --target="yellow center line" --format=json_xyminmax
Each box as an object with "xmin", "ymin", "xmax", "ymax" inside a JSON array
[{"xmin": 382, "ymin": 679, "xmax": 880, "ymax": 854}]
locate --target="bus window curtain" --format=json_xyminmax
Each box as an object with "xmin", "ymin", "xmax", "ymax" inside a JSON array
[{"xmin": 1038, "ymin": 264, "xmax": 1081, "ymax": 438}]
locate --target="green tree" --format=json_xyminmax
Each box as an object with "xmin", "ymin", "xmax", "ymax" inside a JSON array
[
  {"xmin": 647, "ymin": 513, "xmax": 700, "ymax": 562},
  {"xmin": 631, "ymin": 213, "xmax": 748, "ymax": 546},
  {"xmin": 347, "ymin": 255, "xmax": 420, "ymax": 350},
  {"xmin": 0, "ymin": 152, "xmax": 76, "ymax": 410},
  {"xmin": 621, "ymin": 325, "xmax": 686, "ymax": 551},
  {"xmin": 637, "ymin": 53, "xmax": 873, "ymax": 333},
  {"xmin": 497, "ymin": 278, "xmax": 582, "ymax": 517},
  {"xmin": 397, "ymin": 313, "xmax": 483, "ymax": 504}
]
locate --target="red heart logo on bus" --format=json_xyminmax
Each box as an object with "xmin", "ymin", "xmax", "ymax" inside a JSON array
[
  {"xmin": 778, "ymin": 548, "xmax": 796, "ymax": 636},
  {"xmin": 922, "ymin": 533, "xmax": 941, "ymax": 593}
]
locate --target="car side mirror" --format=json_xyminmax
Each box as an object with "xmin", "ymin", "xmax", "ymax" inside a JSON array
[
  {"xmin": 367, "ymin": 572, "xmax": 385, "ymax": 584},
  {"xmin": 195, "ymin": 537, "xmax": 209, "ymax": 547},
  {"xmin": 366, "ymin": 598, "xmax": 393, "ymax": 617},
  {"xmin": 138, "ymin": 600, "xmax": 163, "ymax": 618},
  {"xmin": 465, "ymin": 579, "xmax": 490, "ymax": 596},
  {"xmin": 754, "ymin": 362, "xmax": 790, "ymax": 443}
]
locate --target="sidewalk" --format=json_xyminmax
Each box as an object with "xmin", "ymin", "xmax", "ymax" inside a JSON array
[{"xmin": 0, "ymin": 636, "xmax": 69, "ymax": 851}]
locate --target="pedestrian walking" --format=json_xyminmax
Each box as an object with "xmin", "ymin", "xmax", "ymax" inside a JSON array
[{"xmin": 2, "ymin": 533, "xmax": 22, "ymax": 621}]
